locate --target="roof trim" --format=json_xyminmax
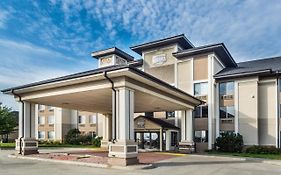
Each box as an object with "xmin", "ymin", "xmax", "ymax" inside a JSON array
[
  {"xmin": 130, "ymin": 34, "xmax": 194, "ymax": 55},
  {"xmin": 1, "ymin": 65, "xmax": 202, "ymax": 106},
  {"xmin": 173, "ymin": 43, "xmax": 237, "ymax": 67},
  {"xmin": 91, "ymin": 47, "xmax": 134, "ymax": 61},
  {"xmin": 135, "ymin": 115, "xmax": 179, "ymax": 130},
  {"xmin": 214, "ymin": 69, "xmax": 272, "ymax": 79}
]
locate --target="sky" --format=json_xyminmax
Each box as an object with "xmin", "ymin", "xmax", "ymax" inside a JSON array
[{"xmin": 1, "ymin": 0, "xmax": 281, "ymax": 110}]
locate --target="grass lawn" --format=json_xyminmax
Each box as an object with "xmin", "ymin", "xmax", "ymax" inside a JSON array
[
  {"xmin": 0, "ymin": 142, "xmax": 99, "ymax": 149},
  {"xmin": 207, "ymin": 151, "xmax": 281, "ymax": 160}
]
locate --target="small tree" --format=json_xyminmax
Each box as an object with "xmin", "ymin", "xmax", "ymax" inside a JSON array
[
  {"xmin": 215, "ymin": 132, "xmax": 243, "ymax": 153},
  {"xmin": 0, "ymin": 106, "xmax": 17, "ymax": 142}
]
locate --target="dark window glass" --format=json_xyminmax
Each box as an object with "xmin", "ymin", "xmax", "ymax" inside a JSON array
[
  {"xmin": 220, "ymin": 106, "xmax": 234, "ymax": 118},
  {"xmin": 194, "ymin": 106, "xmax": 208, "ymax": 118},
  {"xmin": 166, "ymin": 111, "xmax": 175, "ymax": 118},
  {"xmin": 145, "ymin": 112, "xmax": 153, "ymax": 117},
  {"xmin": 194, "ymin": 107, "xmax": 201, "ymax": 118},
  {"xmin": 219, "ymin": 82, "xmax": 234, "ymax": 95},
  {"xmin": 219, "ymin": 107, "xmax": 227, "ymax": 118},
  {"xmin": 202, "ymin": 106, "xmax": 208, "ymax": 118}
]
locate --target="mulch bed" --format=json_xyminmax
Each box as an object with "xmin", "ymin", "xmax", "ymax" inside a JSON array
[{"xmin": 29, "ymin": 150, "xmax": 178, "ymax": 165}]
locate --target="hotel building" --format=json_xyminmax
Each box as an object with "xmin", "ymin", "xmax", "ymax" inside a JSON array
[{"xmin": 2, "ymin": 34, "xmax": 281, "ymax": 165}]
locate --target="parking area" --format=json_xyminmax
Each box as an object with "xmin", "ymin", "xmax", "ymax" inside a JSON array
[{"xmin": 1, "ymin": 149, "xmax": 281, "ymax": 175}]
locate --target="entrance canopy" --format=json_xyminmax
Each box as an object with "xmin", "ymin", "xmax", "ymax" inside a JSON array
[{"xmin": 2, "ymin": 65, "xmax": 202, "ymax": 113}]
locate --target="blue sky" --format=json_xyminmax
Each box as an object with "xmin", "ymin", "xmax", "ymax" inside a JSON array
[{"xmin": 1, "ymin": 0, "xmax": 281, "ymax": 110}]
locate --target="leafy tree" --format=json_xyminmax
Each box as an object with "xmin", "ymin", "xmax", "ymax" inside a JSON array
[{"xmin": 0, "ymin": 106, "xmax": 17, "ymax": 142}]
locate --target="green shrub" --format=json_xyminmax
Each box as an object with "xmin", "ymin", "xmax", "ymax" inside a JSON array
[
  {"xmin": 64, "ymin": 129, "xmax": 81, "ymax": 145},
  {"xmin": 92, "ymin": 136, "xmax": 102, "ymax": 147},
  {"xmin": 245, "ymin": 145, "xmax": 281, "ymax": 154},
  {"xmin": 215, "ymin": 132, "xmax": 243, "ymax": 153}
]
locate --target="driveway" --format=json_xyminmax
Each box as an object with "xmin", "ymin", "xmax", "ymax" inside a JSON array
[{"xmin": 0, "ymin": 149, "xmax": 281, "ymax": 175}]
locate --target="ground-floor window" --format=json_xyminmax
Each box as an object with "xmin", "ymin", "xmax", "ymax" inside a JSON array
[
  {"xmin": 38, "ymin": 131, "xmax": 45, "ymax": 139},
  {"xmin": 48, "ymin": 131, "xmax": 54, "ymax": 140},
  {"xmin": 194, "ymin": 130, "xmax": 208, "ymax": 142}
]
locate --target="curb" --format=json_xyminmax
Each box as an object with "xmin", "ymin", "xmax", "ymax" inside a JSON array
[
  {"xmin": 189, "ymin": 154, "xmax": 281, "ymax": 166},
  {"xmin": 7, "ymin": 154, "xmax": 154, "ymax": 170}
]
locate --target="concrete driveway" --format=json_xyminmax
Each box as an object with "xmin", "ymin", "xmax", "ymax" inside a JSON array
[{"xmin": 1, "ymin": 149, "xmax": 281, "ymax": 175}]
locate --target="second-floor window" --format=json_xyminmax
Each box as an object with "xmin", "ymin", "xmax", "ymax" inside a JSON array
[
  {"xmin": 38, "ymin": 105, "xmax": 45, "ymax": 111},
  {"xmin": 194, "ymin": 82, "xmax": 208, "ymax": 96}
]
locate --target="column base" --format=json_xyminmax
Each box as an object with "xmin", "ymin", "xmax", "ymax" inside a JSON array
[
  {"xmin": 16, "ymin": 138, "xmax": 38, "ymax": 155},
  {"xmin": 108, "ymin": 140, "xmax": 138, "ymax": 166},
  {"xmin": 178, "ymin": 140, "xmax": 195, "ymax": 153},
  {"xmin": 108, "ymin": 157, "xmax": 139, "ymax": 166},
  {"xmin": 100, "ymin": 140, "xmax": 110, "ymax": 149}
]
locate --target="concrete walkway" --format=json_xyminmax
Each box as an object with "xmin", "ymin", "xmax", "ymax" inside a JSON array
[{"xmin": 1, "ymin": 149, "xmax": 281, "ymax": 175}]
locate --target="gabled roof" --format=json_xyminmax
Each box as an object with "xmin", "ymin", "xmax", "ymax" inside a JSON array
[
  {"xmin": 173, "ymin": 43, "xmax": 237, "ymax": 67},
  {"xmin": 130, "ymin": 34, "xmax": 194, "ymax": 55},
  {"xmin": 214, "ymin": 56, "xmax": 281, "ymax": 79},
  {"xmin": 135, "ymin": 115, "xmax": 179, "ymax": 130},
  {"xmin": 91, "ymin": 47, "xmax": 134, "ymax": 61}
]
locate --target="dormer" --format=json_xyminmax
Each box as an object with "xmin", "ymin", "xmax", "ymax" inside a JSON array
[{"xmin": 91, "ymin": 47, "xmax": 134, "ymax": 68}]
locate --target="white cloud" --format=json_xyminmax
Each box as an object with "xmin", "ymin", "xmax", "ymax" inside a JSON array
[
  {"xmin": 0, "ymin": 38, "xmax": 95, "ymax": 110},
  {"xmin": 0, "ymin": 9, "xmax": 11, "ymax": 28}
]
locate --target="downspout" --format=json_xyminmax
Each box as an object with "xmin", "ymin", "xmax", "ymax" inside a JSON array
[
  {"xmin": 277, "ymin": 72, "xmax": 280, "ymax": 148},
  {"xmin": 11, "ymin": 89, "xmax": 24, "ymax": 155},
  {"xmin": 104, "ymin": 71, "xmax": 117, "ymax": 143}
]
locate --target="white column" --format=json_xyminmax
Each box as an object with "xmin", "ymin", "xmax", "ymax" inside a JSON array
[
  {"xmin": 165, "ymin": 130, "xmax": 171, "ymax": 151},
  {"xmin": 160, "ymin": 128, "xmax": 163, "ymax": 151},
  {"xmin": 100, "ymin": 114, "xmax": 112, "ymax": 148},
  {"xmin": 16, "ymin": 101, "xmax": 38, "ymax": 155},
  {"xmin": 35, "ymin": 104, "xmax": 39, "ymax": 139},
  {"xmin": 108, "ymin": 87, "xmax": 138, "ymax": 166},
  {"xmin": 180, "ymin": 109, "xmax": 193, "ymax": 142}
]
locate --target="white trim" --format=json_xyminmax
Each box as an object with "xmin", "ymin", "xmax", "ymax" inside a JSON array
[
  {"xmin": 207, "ymin": 54, "xmax": 213, "ymax": 150},
  {"xmin": 191, "ymin": 58, "xmax": 194, "ymax": 95},
  {"xmin": 215, "ymin": 83, "xmax": 220, "ymax": 138},
  {"xmin": 234, "ymin": 81, "xmax": 239, "ymax": 133},
  {"xmin": 276, "ymin": 79, "xmax": 279, "ymax": 148},
  {"xmin": 193, "ymin": 79, "xmax": 208, "ymax": 84}
]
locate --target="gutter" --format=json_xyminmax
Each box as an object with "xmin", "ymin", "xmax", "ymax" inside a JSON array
[
  {"xmin": 11, "ymin": 89, "xmax": 24, "ymax": 155},
  {"xmin": 103, "ymin": 71, "xmax": 117, "ymax": 143}
]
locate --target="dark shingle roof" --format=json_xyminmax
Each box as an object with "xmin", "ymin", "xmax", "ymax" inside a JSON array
[
  {"xmin": 91, "ymin": 47, "xmax": 134, "ymax": 61},
  {"xmin": 131, "ymin": 34, "xmax": 194, "ymax": 55},
  {"xmin": 135, "ymin": 116, "xmax": 179, "ymax": 130},
  {"xmin": 214, "ymin": 56, "xmax": 281, "ymax": 79}
]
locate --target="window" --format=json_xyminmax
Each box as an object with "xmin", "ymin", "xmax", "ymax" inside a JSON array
[
  {"xmin": 38, "ymin": 105, "xmax": 45, "ymax": 111},
  {"xmin": 220, "ymin": 106, "xmax": 235, "ymax": 118},
  {"xmin": 47, "ymin": 106, "xmax": 54, "ymax": 111},
  {"xmin": 48, "ymin": 131, "xmax": 54, "ymax": 140},
  {"xmin": 194, "ymin": 130, "xmax": 208, "ymax": 142},
  {"xmin": 78, "ymin": 115, "xmax": 86, "ymax": 124},
  {"xmin": 89, "ymin": 115, "xmax": 97, "ymax": 124},
  {"xmin": 38, "ymin": 131, "xmax": 45, "ymax": 139},
  {"xmin": 48, "ymin": 115, "xmax": 54, "ymax": 124},
  {"xmin": 166, "ymin": 111, "xmax": 175, "ymax": 118},
  {"xmin": 219, "ymin": 82, "xmax": 234, "ymax": 95},
  {"xmin": 194, "ymin": 82, "xmax": 208, "ymax": 96},
  {"xmin": 194, "ymin": 106, "xmax": 208, "ymax": 118},
  {"xmin": 38, "ymin": 116, "xmax": 45, "ymax": 125}
]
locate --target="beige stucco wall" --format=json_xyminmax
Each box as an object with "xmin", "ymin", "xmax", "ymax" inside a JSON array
[
  {"xmin": 258, "ymin": 81, "xmax": 277, "ymax": 145},
  {"xmin": 143, "ymin": 45, "xmax": 176, "ymax": 84},
  {"xmin": 193, "ymin": 55, "xmax": 208, "ymax": 81},
  {"xmin": 237, "ymin": 79, "xmax": 259, "ymax": 145},
  {"xmin": 177, "ymin": 60, "xmax": 193, "ymax": 94}
]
